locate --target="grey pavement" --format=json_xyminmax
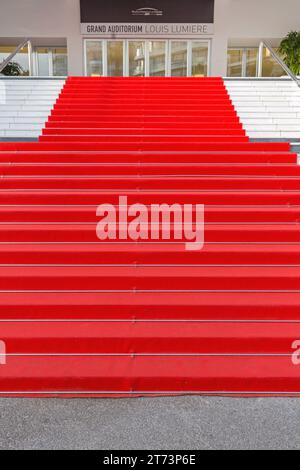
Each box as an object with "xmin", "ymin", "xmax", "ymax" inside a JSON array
[{"xmin": 0, "ymin": 396, "xmax": 299, "ymax": 450}]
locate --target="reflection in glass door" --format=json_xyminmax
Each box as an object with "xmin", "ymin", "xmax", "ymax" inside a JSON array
[
  {"xmin": 170, "ymin": 41, "xmax": 188, "ymax": 77},
  {"xmin": 227, "ymin": 49, "xmax": 243, "ymax": 77},
  {"xmin": 192, "ymin": 42, "xmax": 208, "ymax": 77},
  {"xmin": 149, "ymin": 41, "xmax": 167, "ymax": 77},
  {"xmin": 246, "ymin": 49, "xmax": 258, "ymax": 77},
  {"xmin": 36, "ymin": 48, "xmax": 50, "ymax": 76},
  {"xmin": 52, "ymin": 48, "xmax": 68, "ymax": 76},
  {"xmin": 34, "ymin": 47, "xmax": 68, "ymax": 76},
  {"xmin": 107, "ymin": 41, "xmax": 124, "ymax": 77},
  {"xmin": 129, "ymin": 42, "xmax": 145, "ymax": 77}
]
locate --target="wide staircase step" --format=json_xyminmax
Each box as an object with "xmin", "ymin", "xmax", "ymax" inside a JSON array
[
  {"xmin": 0, "ymin": 79, "xmax": 65, "ymax": 138},
  {"xmin": 225, "ymin": 79, "xmax": 300, "ymax": 139},
  {"xmin": 0, "ymin": 76, "xmax": 299, "ymax": 396}
]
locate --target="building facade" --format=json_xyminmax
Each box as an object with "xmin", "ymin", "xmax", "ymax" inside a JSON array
[{"xmin": 0, "ymin": 0, "xmax": 299, "ymax": 78}]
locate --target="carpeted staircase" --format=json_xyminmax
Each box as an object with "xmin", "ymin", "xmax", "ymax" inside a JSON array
[{"xmin": 0, "ymin": 77, "xmax": 299, "ymax": 396}]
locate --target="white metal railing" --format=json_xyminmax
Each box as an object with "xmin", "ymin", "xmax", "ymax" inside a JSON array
[
  {"xmin": 0, "ymin": 39, "xmax": 33, "ymax": 75},
  {"xmin": 258, "ymin": 41, "xmax": 300, "ymax": 87}
]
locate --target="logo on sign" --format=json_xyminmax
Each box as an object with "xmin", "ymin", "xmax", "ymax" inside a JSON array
[{"xmin": 131, "ymin": 7, "xmax": 163, "ymax": 16}]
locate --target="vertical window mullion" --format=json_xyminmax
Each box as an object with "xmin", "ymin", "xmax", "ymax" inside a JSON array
[
  {"xmin": 123, "ymin": 40, "xmax": 128, "ymax": 77},
  {"xmin": 242, "ymin": 48, "xmax": 247, "ymax": 77},
  {"xmin": 187, "ymin": 41, "xmax": 192, "ymax": 77},
  {"xmin": 49, "ymin": 50, "xmax": 54, "ymax": 76},
  {"xmin": 83, "ymin": 40, "xmax": 87, "ymax": 76},
  {"xmin": 207, "ymin": 40, "xmax": 211, "ymax": 77},
  {"xmin": 164, "ymin": 41, "xmax": 168, "ymax": 77},
  {"xmin": 103, "ymin": 41, "xmax": 108, "ymax": 76},
  {"xmin": 167, "ymin": 41, "xmax": 171, "ymax": 77},
  {"xmin": 32, "ymin": 50, "xmax": 38, "ymax": 76},
  {"xmin": 145, "ymin": 41, "xmax": 150, "ymax": 77}
]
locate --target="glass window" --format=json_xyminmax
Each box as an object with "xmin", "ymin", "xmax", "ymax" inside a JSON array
[
  {"xmin": 36, "ymin": 48, "xmax": 50, "ymax": 76},
  {"xmin": 262, "ymin": 48, "xmax": 287, "ymax": 77},
  {"xmin": 246, "ymin": 49, "xmax": 258, "ymax": 77},
  {"xmin": 52, "ymin": 48, "xmax": 68, "ymax": 76},
  {"xmin": 227, "ymin": 47, "xmax": 287, "ymax": 78},
  {"xmin": 149, "ymin": 41, "xmax": 166, "ymax": 77},
  {"xmin": 129, "ymin": 41, "xmax": 145, "ymax": 77},
  {"xmin": 227, "ymin": 49, "xmax": 243, "ymax": 77},
  {"xmin": 171, "ymin": 41, "xmax": 188, "ymax": 77},
  {"xmin": 107, "ymin": 41, "xmax": 123, "ymax": 77},
  {"xmin": 86, "ymin": 41, "xmax": 103, "ymax": 76},
  {"xmin": 0, "ymin": 46, "xmax": 30, "ymax": 75},
  {"xmin": 192, "ymin": 42, "xmax": 208, "ymax": 77}
]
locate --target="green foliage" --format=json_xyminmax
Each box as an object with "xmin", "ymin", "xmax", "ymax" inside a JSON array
[
  {"xmin": 278, "ymin": 31, "xmax": 300, "ymax": 75},
  {"xmin": 1, "ymin": 61, "xmax": 24, "ymax": 76}
]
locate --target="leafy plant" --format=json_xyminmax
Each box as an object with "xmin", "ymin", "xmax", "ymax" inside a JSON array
[
  {"xmin": 278, "ymin": 31, "xmax": 300, "ymax": 75},
  {"xmin": 1, "ymin": 61, "xmax": 24, "ymax": 76}
]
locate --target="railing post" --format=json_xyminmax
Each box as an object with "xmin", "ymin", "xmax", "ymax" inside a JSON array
[
  {"xmin": 257, "ymin": 42, "xmax": 264, "ymax": 78},
  {"xmin": 28, "ymin": 41, "xmax": 33, "ymax": 76}
]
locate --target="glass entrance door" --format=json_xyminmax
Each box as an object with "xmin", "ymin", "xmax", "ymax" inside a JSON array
[
  {"xmin": 170, "ymin": 41, "xmax": 188, "ymax": 76},
  {"xmin": 107, "ymin": 41, "xmax": 124, "ymax": 76},
  {"xmin": 149, "ymin": 41, "xmax": 167, "ymax": 77},
  {"xmin": 85, "ymin": 40, "xmax": 210, "ymax": 77},
  {"xmin": 85, "ymin": 41, "xmax": 103, "ymax": 76},
  {"xmin": 128, "ymin": 41, "xmax": 146, "ymax": 77},
  {"xmin": 192, "ymin": 42, "xmax": 209, "ymax": 77}
]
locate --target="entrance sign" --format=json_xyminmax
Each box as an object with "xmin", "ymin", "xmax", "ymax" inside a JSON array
[{"xmin": 80, "ymin": 0, "xmax": 215, "ymax": 37}]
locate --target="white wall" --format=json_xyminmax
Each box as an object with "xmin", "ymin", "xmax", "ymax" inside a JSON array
[
  {"xmin": 212, "ymin": 0, "xmax": 300, "ymax": 76},
  {"xmin": 0, "ymin": 0, "xmax": 83, "ymax": 75},
  {"xmin": 0, "ymin": 0, "xmax": 299, "ymax": 76}
]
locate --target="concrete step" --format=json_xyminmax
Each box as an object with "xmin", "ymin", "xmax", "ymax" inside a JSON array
[
  {"xmin": 0, "ymin": 130, "xmax": 41, "ymax": 138},
  {"xmin": 226, "ymin": 79, "xmax": 300, "ymax": 139},
  {"xmin": 0, "ymin": 87, "xmax": 63, "ymax": 93},
  {"xmin": 234, "ymin": 103, "xmax": 299, "ymax": 110},
  {"xmin": 0, "ymin": 78, "xmax": 65, "ymax": 139},
  {"xmin": 0, "ymin": 80, "xmax": 65, "ymax": 85},
  {"xmin": 1, "ymin": 124, "xmax": 44, "ymax": 131},
  {"xmin": 0, "ymin": 111, "xmax": 52, "ymax": 118},
  {"xmin": 238, "ymin": 111, "xmax": 300, "ymax": 118},
  {"xmin": 0, "ymin": 101, "xmax": 58, "ymax": 107},
  {"xmin": 225, "ymin": 80, "xmax": 295, "ymax": 87},
  {"xmin": 0, "ymin": 105, "xmax": 54, "ymax": 112},
  {"xmin": 229, "ymin": 95, "xmax": 300, "ymax": 102},
  {"xmin": 249, "ymin": 131, "xmax": 300, "ymax": 138},
  {"xmin": 0, "ymin": 117, "xmax": 47, "ymax": 124},
  {"xmin": 226, "ymin": 84, "xmax": 298, "ymax": 90},
  {"xmin": 0, "ymin": 95, "xmax": 62, "ymax": 100},
  {"xmin": 243, "ymin": 117, "xmax": 300, "ymax": 124},
  {"xmin": 246, "ymin": 124, "xmax": 300, "ymax": 131},
  {"xmin": 227, "ymin": 89, "xmax": 298, "ymax": 94},
  {"xmin": 0, "ymin": 81, "xmax": 65, "ymax": 84}
]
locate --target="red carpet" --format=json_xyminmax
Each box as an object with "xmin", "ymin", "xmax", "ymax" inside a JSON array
[{"xmin": 0, "ymin": 77, "xmax": 299, "ymax": 396}]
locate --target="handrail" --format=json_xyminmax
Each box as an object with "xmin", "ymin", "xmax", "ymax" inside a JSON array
[
  {"xmin": 0, "ymin": 38, "xmax": 32, "ymax": 74},
  {"xmin": 258, "ymin": 40, "xmax": 300, "ymax": 87}
]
